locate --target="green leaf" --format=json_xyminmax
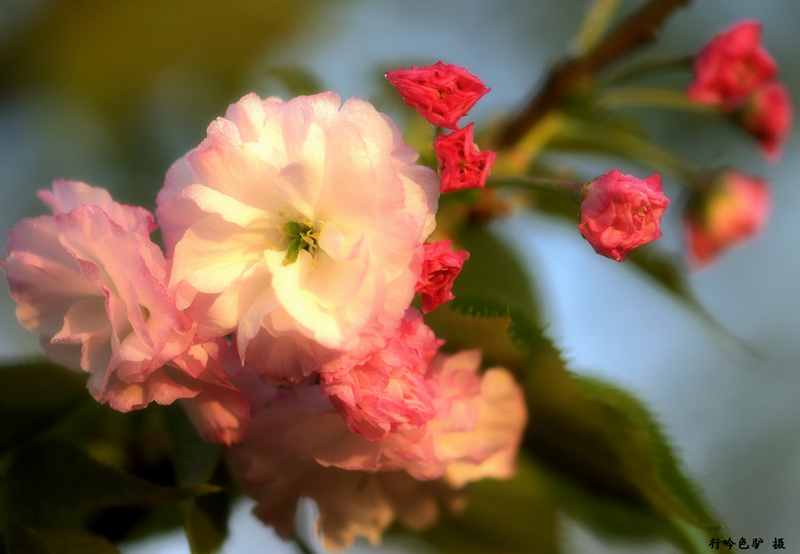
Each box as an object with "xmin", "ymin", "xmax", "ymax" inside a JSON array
[
  {"xmin": 6, "ymin": 440, "xmax": 220, "ymax": 527},
  {"xmin": 179, "ymin": 438, "xmax": 231, "ymax": 554},
  {"xmin": 572, "ymin": 375, "xmax": 717, "ymax": 530},
  {"xmin": 522, "ymin": 359, "xmax": 720, "ymax": 552},
  {"xmin": 3, "ymin": 520, "xmax": 54, "ymax": 554},
  {"xmin": 426, "ymin": 224, "xmax": 544, "ymax": 370},
  {"xmin": 596, "ymin": 87, "xmax": 720, "ymax": 114},
  {"xmin": 163, "ymin": 405, "xmax": 222, "ymax": 488},
  {"xmin": 36, "ymin": 529, "xmax": 119, "ymax": 554},
  {"xmin": 0, "ymin": 361, "xmax": 87, "ymax": 453},
  {"xmin": 452, "ymin": 225, "xmax": 541, "ymax": 323},
  {"xmin": 421, "ymin": 456, "xmax": 559, "ymax": 554},
  {"xmin": 184, "ymin": 491, "xmax": 230, "ymax": 554},
  {"xmin": 549, "ymin": 113, "xmax": 696, "ymax": 180},
  {"xmin": 424, "ymin": 307, "xmax": 526, "ymax": 376}
]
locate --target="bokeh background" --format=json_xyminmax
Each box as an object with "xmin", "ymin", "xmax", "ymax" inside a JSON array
[{"xmin": 1, "ymin": 1, "xmax": 798, "ymax": 552}]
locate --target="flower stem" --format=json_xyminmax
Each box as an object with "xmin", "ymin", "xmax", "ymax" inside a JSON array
[
  {"xmin": 595, "ymin": 87, "xmax": 720, "ymax": 113},
  {"xmin": 601, "ymin": 54, "xmax": 694, "ymax": 84},
  {"xmin": 488, "ymin": 175, "xmax": 586, "ymax": 204}
]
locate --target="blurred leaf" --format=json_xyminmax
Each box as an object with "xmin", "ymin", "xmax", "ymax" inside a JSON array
[
  {"xmin": 7, "ymin": 440, "xmax": 220, "ymax": 527},
  {"xmin": 0, "ymin": 361, "xmax": 87, "ymax": 453},
  {"xmin": 184, "ymin": 490, "xmax": 230, "ymax": 554},
  {"xmin": 182, "ymin": 453, "xmax": 231, "ymax": 554},
  {"xmin": 453, "ymin": 225, "xmax": 540, "ymax": 322},
  {"xmin": 625, "ymin": 247, "xmax": 759, "ymax": 359},
  {"xmin": 425, "ymin": 223, "xmax": 547, "ymax": 376},
  {"xmin": 572, "ymin": 375, "xmax": 718, "ymax": 532},
  {"xmin": 37, "ymin": 529, "xmax": 118, "ymax": 554},
  {"xmin": 3, "ymin": 520, "xmax": 53, "ymax": 554},
  {"xmin": 421, "ymin": 457, "xmax": 559, "ymax": 553},
  {"xmin": 522, "ymin": 355, "xmax": 720, "ymax": 552},
  {"xmin": 549, "ymin": 113, "xmax": 695, "ymax": 180},
  {"xmin": 596, "ymin": 88, "xmax": 719, "ymax": 113},
  {"xmin": 163, "ymin": 405, "xmax": 222, "ymax": 488},
  {"xmin": 162, "ymin": 404, "xmax": 230, "ymax": 553},
  {"xmin": 266, "ymin": 67, "xmax": 325, "ymax": 98},
  {"xmin": 425, "ymin": 307, "xmax": 525, "ymax": 375},
  {"xmin": 573, "ymin": 0, "xmax": 624, "ymax": 55}
]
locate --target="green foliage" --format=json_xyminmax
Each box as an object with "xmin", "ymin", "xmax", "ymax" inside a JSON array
[
  {"xmin": 524, "ymin": 358, "xmax": 720, "ymax": 552},
  {"xmin": 183, "ymin": 489, "xmax": 231, "ymax": 554},
  {"xmin": 421, "ymin": 228, "xmax": 719, "ymax": 553},
  {"xmin": 0, "ymin": 362, "xmax": 228, "ymax": 553},
  {"xmin": 163, "ymin": 405, "xmax": 230, "ymax": 553},
  {"xmin": 0, "ymin": 362, "xmax": 87, "ymax": 454},
  {"xmin": 421, "ymin": 458, "xmax": 559, "ymax": 554},
  {"xmin": 2, "ymin": 521, "xmax": 122, "ymax": 553},
  {"xmin": 6, "ymin": 440, "xmax": 219, "ymax": 526},
  {"xmin": 31, "ymin": 529, "xmax": 118, "ymax": 554},
  {"xmin": 163, "ymin": 405, "xmax": 223, "ymax": 489},
  {"xmin": 3, "ymin": 520, "xmax": 55, "ymax": 554}
]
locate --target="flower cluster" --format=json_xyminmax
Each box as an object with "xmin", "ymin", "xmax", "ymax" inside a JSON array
[
  {"xmin": 2, "ymin": 89, "xmax": 526, "ymax": 550},
  {"xmin": 387, "ymin": 62, "xmax": 498, "ymax": 192},
  {"xmin": 688, "ymin": 20, "xmax": 793, "ymax": 160}
]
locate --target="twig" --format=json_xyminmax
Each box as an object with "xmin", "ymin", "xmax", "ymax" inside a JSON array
[{"xmin": 496, "ymin": 0, "xmax": 692, "ymax": 148}]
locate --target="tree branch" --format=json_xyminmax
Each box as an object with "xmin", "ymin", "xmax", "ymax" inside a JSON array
[{"xmin": 496, "ymin": 0, "xmax": 692, "ymax": 148}]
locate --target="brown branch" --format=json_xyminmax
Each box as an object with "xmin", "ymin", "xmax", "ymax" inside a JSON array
[{"xmin": 496, "ymin": 0, "xmax": 692, "ymax": 148}]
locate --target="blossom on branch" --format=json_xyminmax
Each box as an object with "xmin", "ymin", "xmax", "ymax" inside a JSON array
[
  {"xmin": 156, "ymin": 92, "xmax": 440, "ymax": 373},
  {"xmin": 688, "ymin": 20, "xmax": 778, "ymax": 110},
  {"xmin": 578, "ymin": 170, "xmax": 670, "ymax": 262},
  {"xmin": 684, "ymin": 170, "xmax": 771, "ymax": 266},
  {"xmin": 415, "ymin": 240, "xmax": 469, "ymax": 313},
  {"xmin": 435, "ymin": 123, "xmax": 497, "ymax": 193},
  {"xmin": 386, "ymin": 61, "xmax": 490, "ymax": 130}
]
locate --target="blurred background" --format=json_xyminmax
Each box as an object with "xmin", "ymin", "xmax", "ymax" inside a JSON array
[{"xmin": 1, "ymin": 0, "xmax": 798, "ymax": 552}]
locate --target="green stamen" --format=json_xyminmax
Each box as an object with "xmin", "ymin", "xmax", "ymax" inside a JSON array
[{"xmin": 280, "ymin": 220, "xmax": 317, "ymax": 266}]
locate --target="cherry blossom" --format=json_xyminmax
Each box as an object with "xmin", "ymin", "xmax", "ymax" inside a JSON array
[
  {"xmin": 2, "ymin": 180, "xmax": 197, "ymax": 411},
  {"xmin": 156, "ymin": 92, "xmax": 440, "ymax": 374}
]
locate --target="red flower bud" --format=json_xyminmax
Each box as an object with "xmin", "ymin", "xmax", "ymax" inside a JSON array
[
  {"xmin": 688, "ymin": 20, "xmax": 778, "ymax": 110},
  {"xmin": 386, "ymin": 61, "xmax": 490, "ymax": 130},
  {"xmin": 434, "ymin": 124, "xmax": 497, "ymax": 193},
  {"xmin": 685, "ymin": 171, "xmax": 771, "ymax": 266}
]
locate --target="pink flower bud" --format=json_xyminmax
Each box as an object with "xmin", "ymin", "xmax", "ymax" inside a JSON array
[
  {"xmin": 415, "ymin": 240, "xmax": 469, "ymax": 313},
  {"xmin": 738, "ymin": 82, "xmax": 793, "ymax": 161},
  {"xmin": 434, "ymin": 123, "xmax": 497, "ymax": 193},
  {"xmin": 386, "ymin": 61, "xmax": 490, "ymax": 130},
  {"xmin": 688, "ymin": 20, "xmax": 778, "ymax": 110},
  {"xmin": 684, "ymin": 171, "xmax": 771, "ymax": 266},
  {"xmin": 578, "ymin": 170, "xmax": 670, "ymax": 262}
]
